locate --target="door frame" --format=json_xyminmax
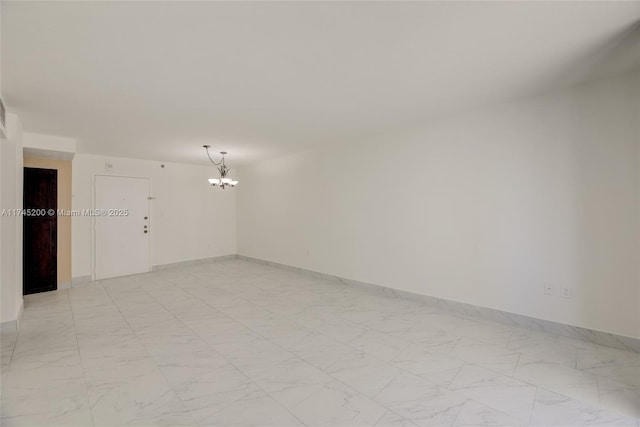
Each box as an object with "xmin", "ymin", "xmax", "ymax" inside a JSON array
[{"xmin": 91, "ymin": 174, "xmax": 152, "ymax": 281}]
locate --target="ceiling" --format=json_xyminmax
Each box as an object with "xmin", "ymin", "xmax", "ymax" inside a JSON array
[{"xmin": 2, "ymin": 1, "xmax": 640, "ymax": 165}]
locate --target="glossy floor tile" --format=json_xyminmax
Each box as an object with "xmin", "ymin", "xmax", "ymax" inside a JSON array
[{"xmin": 1, "ymin": 259, "xmax": 639, "ymax": 426}]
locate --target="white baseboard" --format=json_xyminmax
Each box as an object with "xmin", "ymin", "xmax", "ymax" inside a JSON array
[
  {"xmin": 71, "ymin": 275, "xmax": 92, "ymax": 287},
  {"xmin": 237, "ymin": 254, "xmax": 640, "ymax": 353},
  {"xmin": 0, "ymin": 299, "xmax": 24, "ymax": 334},
  {"xmin": 152, "ymin": 254, "xmax": 238, "ymax": 271}
]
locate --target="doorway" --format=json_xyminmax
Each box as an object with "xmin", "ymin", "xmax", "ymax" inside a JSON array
[
  {"xmin": 23, "ymin": 167, "xmax": 57, "ymax": 295},
  {"xmin": 94, "ymin": 175, "xmax": 150, "ymax": 280}
]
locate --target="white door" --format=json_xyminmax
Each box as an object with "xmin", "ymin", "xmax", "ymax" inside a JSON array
[{"xmin": 94, "ymin": 175, "xmax": 150, "ymax": 280}]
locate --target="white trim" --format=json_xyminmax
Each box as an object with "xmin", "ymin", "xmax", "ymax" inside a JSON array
[
  {"xmin": 16, "ymin": 299, "xmax": 24, "ymax": 330},
  {"xmin": 1, "ymin": 299, "xmax": 24, "ymax": 334},
  {"xmin": 237, "ymin": 254, "xmax": 640, "ymax": 353},
  {"xmin": 151, "ymin": 254, "xmax": 238, "ymax": 271},
  {"xmin": 0, "ymin": 320, "xmax": 17, "ymax": 333},
  {"xmin": 72, "ymin": 275, "xmax": 92, "ymax": 286},
  {"xmin": 58, "ymin": 281, "xmax": 72, "ymax": 290}
]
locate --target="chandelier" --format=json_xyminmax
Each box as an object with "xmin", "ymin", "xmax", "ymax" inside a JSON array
[{"xmin": 203, "ymin": 145, "xmax": 238, "ymax": 189}]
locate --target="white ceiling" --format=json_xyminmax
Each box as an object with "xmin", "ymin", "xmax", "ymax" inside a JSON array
[{"xmin": 2, "ymin": 1, "xmax": 640, "ymax": 165}]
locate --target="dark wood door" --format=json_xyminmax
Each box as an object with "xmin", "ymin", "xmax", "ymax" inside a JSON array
[{"xmin": 23, "ymin": 167, "xmax": 57, "ymax": 295}]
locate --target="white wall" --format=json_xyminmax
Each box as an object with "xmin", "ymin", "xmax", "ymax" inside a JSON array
[
  {"xmin": 237, "ymin": 71, "xmax": 640, "ymax": 339},
  {"xmin": 1, "ymin": 113, "xmax": 24, "ymax": 327},
  {"xmin": 23, "ymin": 132, "xmax": 76, "ymax": 160},
  {"xmin": 72, "ymin": 154, "xmax": 236, "ymax": 278},
  {"xmin": 23, "ymin": 132, "xmax": 76, "ymax": 153},
  {"xmin": 0, "ymin": 0, "xmax": 2, "ymax": 92},
  {"xmin": 0, "ymin": 2, "xmax": 25, "ymax": 328}
]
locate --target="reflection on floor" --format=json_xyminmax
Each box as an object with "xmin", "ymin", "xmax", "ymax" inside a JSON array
[{"xmin": 1, "ymin": 259, "xmax": 639, "ymax": 426}]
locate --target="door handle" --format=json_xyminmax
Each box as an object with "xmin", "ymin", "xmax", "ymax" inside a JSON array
[{"xmin": 144, "ymin": 230, "xmax": 148, "ymax": 234}]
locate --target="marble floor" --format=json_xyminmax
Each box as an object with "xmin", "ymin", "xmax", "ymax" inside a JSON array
[{"xmin": 1, "ymin": 259, "xmax": 639, "ymax": 427}]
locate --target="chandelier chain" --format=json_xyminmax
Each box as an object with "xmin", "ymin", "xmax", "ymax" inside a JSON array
[{"xmin": 204, "ymin": 145, "xmax": 224, "ymax": 166}]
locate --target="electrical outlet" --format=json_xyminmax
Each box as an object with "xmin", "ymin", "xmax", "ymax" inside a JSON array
[
  {"xmin": 544, "ymin": 283, "xmax": 554, "ymax": 296},
  {"xmin": 560, "ymin": 286, "xmax": 572, "ymax": 299}
]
